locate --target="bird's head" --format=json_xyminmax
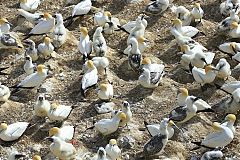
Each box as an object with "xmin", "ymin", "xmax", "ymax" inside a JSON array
[
  {"xmin": 43, "ymin": 13, "xmax": 52, "ymax": 19},
  {"xmin": 142, "ymin": 57, "xmax": 151, "ymax": 65},
  {"xmin": 230, "ymin": 42, "xmax": 236, "ymax": 50},
  {"xmin": 37, "ymin": 64, "xmax": 46, "ymax": 73},
  {"xmin": 212, "ymin": 122, "xmax": 222, "ymax": 131},
  {"xmin": 86, "ymin": 60, "xmax": 95, "ymax": 69},
  {"xmin": 205, "ymin": 65, "xmax": 218, "ymax": 73},
  {"xmin": 99, "ymin": 83, "xmax": 108, "ymax": 91},
  {"xmin": 80, "ymin": 27, "xmax": 88, "ymax": 37},
  {"xmin": 180, "ymin": 45, "xmax": 189, "ymax": 52},
  {"xmin": 172, "ymin": 18, "xmax": 182, "ymax": 25},
  {"xmin": 178, "ymin": 87, "xmax": 188, "ymax": 96},
  {"xmin": 109, "ymin": 139, "xmax": 117, "ymax": 146},
  {"xmin": 0, "ymin": 122, "xmax": 8, "ymax": 131},
  {"xmin": 51, "ymin": 103, "xmax": 59, "ymax": 110},
  {"xmin": 225, "ymin": 114, "xmax": 236, "ymax": 122},
  {"xmin": 19, "ymin": 0, "xmax": 27, "ymax": 3},
  {"xmin": 0, "ymin": 18, "xmax": 9, "ymax": 25},
  {"xmin": 137, "ymin": 36, "xmax": 149, "ymax": 44},
  {"xmin": 44, "ymin": 37, "xmax": 51, "ymax": 45},
  {"xmin": 168, "ymin": 120, "xmax": 175, "ymax": 126},
  {"xmin": 32, "ymin": 155, "xmax": 41, "ymax": 160},
  {"xmin": 117, "ymin": 112, "xmax": 127, "ymax": 120},
  {"xmin": 194, "ymin": 3, "xmax": 201, "ymax": 8},
  {"xmin": 104, "ymin": 11, "xmax": 112, "ymax": 17},
  {"xmin": 231, "ymin": 21, "xmax": 238, "ymax": 29},
  {"xmin": 49, "ymin": 127, "xmax": 60, "ymax": 137}
]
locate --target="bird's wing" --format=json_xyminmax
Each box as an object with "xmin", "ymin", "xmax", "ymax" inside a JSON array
[
  {"xmin": 169, "ymin": 106, "xmax": 187, "ymax": 122},
  {"xmin": 81, "ymin": 70, "xmax": 98, "ymax": 90},
  {"xmin": 30, "ymin": 19, "xmax": 54, "ymax": 34}
]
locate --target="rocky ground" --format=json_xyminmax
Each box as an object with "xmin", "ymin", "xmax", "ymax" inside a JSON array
[{"xmin": 0, "ymin": 0, "xmax": 240, "ymax": 159}]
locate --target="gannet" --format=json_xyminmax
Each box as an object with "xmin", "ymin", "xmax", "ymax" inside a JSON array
[
  {"xmin": 124, "ymin": 36, "xmax": 148, "ymax": 55},
  {"xmin": 49, "ymin": 126, "xmax": 75, "ymax": 142},
  {"xmin": 0, "ymin": 33, "xmax": 23, "ymax": 50},
  {"xmin": 17, "ymin": 9, "xmax": 44, "ymax": 25},
  {"xmin": 191, "ymin": 3, "xmax": 204, "ymax": 23},
  {"xmin": 218, "ymin": 10, "xmax": 239, "ymax": 31},
  {"xmin": 126, "ymin": 38, "xmax": 142, "ymax": 71},
  {"xmin": 105, "ymin": 139, "xmax": 121, "ymax": 160},
  {"xmin": 215, "ymin": 58, "xmax": 231, "ymax": 80},
  {"xmin": 118, "ymin": 14, "xmax": 148, "ymax": 34},
  {"xmin": 0, "ymin": 82, "xmax": 10, "ymax": 102},
  {"xmin": 192, "ymin": 122, "xmax": 234, "ymax": 148},
  {"xmin": 78, "ymin": 27, "xmax": 92, "ymax": 63},
  {"xmin": 34, "ymin": 93, "xmax": 51, "ymax": 117},
  {"xmin": 0, "ymin": 18, "xmax": 12, "ymax": 34},
  {"xmin": 23, "ymin": 39, "xmax": 38, "ymax": 61},
  {"xmin": 118, "ymin": 101, "xmax": 132, "ymax": 127},
  {"xmin": 48, "ymin": 103, "xmax": 74, "ymax": 121},
  {"xmin": 97, "ymin": 83, "xmax": 113, "ymax": 101},
  {"xmin": 94, "ymin": 112, "xmax": 126, "ymax": 136},
  {"xmin": 24, "ymin": 12, "xmax": 55, "ymax": 39},
  {"xmin": 171, "ymin": 5, "xmax": 191, "ymax": 26},
  {"xmin": 145, "ymin": 0, "xmax": 170, "ymax": 15},
  {"xmin": 221, "ymin": 114, "xmax": 236, "ymax": 134},
  {"xmin": 218, "ymin": 42, "xmax": 240, "ymax": 54},
  {"xmin": 52, "ymin": 13, "xmax": 67, "ymax": 48},
  {"xmin": 191, "ymin": 65, "xmax": 218, "ymax": 86},
  {"xmin": 103, "ymin": 16, "xmax": 121, "ymax": 35},
  {"xmin": 64, "ymin": 0, "xmax": 92, "ymax": 26},
  {"xmin": 201, "ymin": 150, "xmax": 223, "ymax": 160},
  {"xmin": 176, "ymin": 87, "xmax": 213, "ymax": 112},
  {"xmin": 93, "ymin": 27, "xmax": 107, "ymax": 57},
  {"xmin": 19, "ymin": 0, "xmax": 42, "ymax": 12},
  {"xmin": 94, "ymin": 11, "xmax": 111, "ymax": 27},
  {"xmin": 229, "ymin": 21, "xmax": 240, "ymax": 38},
  {"xmin": 172, "ymin": 19, "xmax": 202, "ymax": 38},
  {"xmin": 13, "ymin": 64, "xmax": 48, "ymax": 90},
  {"xmin": 81, "ymin": 60, "xmax": 98, "ymax": 97},
  {"xmin": 144, "ymin": 118, "xmax": 175, "ymax": 139},
  {"xmin": 38, "ymin": 36, "xmax": 55, "ymax": 59},
  {"xmin": 169, "ymin": 96, "xmax": 199, "ymax": 123},
  {"xmin": 143, "ymin": 118, "xmax": 170, "ymax": 156},
  {"xmin": 139, "ymin": 57, "xmax": 165, "ymax": 88},
  {"xmin": 127, "ymin": 17, "xmax": 146, "ymax": 44},
  {"xmin": 220, "ymin": 81, "xmax": 240, "ymax": 94},
  {"xmin": 0, "ymin": 122, "xmax": 29, "ymax": 141},
  {"xmin": 47, "ymin": 136, "xmax": 76, "ymax": 160},
  {"xmin": 24, "ymin": 55, "xmax": 35, "ymax": 75}
]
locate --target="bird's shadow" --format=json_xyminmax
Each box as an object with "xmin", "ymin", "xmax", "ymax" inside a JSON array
[{"xmin": 125, "ymin": 84, "xmax": 154, "ymax": 103}]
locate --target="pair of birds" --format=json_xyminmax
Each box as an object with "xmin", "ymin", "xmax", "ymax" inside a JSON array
[
  {"xmin": 171, "ymin": 2, "xmax": 204, "ymax": 26},
  {"xmin": 35, "ymin": 94, "xmax": 76, "ymax": 121},
  {"xmin": 24, "ymin": 36, "xmax": 55, "ymax": 63}
]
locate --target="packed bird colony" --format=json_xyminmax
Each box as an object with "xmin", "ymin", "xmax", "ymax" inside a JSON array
[{"xmin": 0, "ymin": 0, "xmax": 240, "ymax": 159}]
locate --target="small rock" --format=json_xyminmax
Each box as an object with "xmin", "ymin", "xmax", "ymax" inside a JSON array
[{"xmin": 118, "ymin": 135, "xmax": 135, "ymax": 149}]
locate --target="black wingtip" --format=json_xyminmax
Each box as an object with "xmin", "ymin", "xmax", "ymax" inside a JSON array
[
  {"xmin": 116, "ymin": 25, "xmax": 130, "ymax": 34},
  {"xmin": 197, "ymin": 108, "xmax": 215, "ymax": 113},
  {"xmin": 191, "ymin": 141, "xmax": 201, "ymax": 146},
  {"xmin": 85, "ymin": 126, "xmax": 94, "ymax": 130},
  {"xmin": 189, "ymin": 63, "xmax": 193, "ymax": 73}
]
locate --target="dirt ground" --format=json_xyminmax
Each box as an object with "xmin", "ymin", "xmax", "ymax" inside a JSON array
[{"xmin": 0, "ymin": 0, "xmax": 240, "ymax": 159}]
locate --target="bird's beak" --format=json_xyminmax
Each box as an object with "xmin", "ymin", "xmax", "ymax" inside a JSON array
[{"xmin": 144, "ymin": 39, "xmax": 150, "ymax": 43}]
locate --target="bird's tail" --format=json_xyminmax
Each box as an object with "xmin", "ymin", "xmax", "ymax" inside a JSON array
[{"xmin": 214, "ymin": 83, "xmax": 231, "ymax": 95}]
